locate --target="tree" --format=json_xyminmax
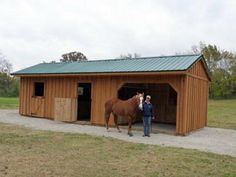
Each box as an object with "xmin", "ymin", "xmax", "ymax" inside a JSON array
[
  {"xmin": 0, "ymin": 73, "xmax": 19, "ymax": 97},
  {"xmin": 118, "ymin": 53, "xmax": 141, "ymax": 59},
  {"xmin": 191, "ymin": 42, "xmax": 236, "ymax": 72},
  {"xmin": 0, "ymin": 52, "xmax": 19, "ymax": 97},
  {"xmin": 230, "ymin": 63, "xmax": 236, "ymax": 76},
  {"xmin": 191, "ymin": 42, "xmax": 236, "ymax": 99},
  {"xmin": 60, "ymin": 51, "xmax": 87, "ymax": 62},
  {"xmin": 0, "ymin": 52, "xmax": 12, "ymax": 74}
]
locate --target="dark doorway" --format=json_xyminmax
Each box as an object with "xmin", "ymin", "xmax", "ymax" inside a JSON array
[
  {"xmin": 77, "ymin": 83, "xmax": 92, "ymax": 121},
  {"xmin": 118, "ymin": 83, "xmax": 177, "ymax": 133}
]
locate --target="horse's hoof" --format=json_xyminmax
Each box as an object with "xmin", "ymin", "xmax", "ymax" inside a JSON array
[
  {"xmin": 128, "ymin": 132, "xmax": 133, "ymax": 137},
  {"xmin": 118, "ymin": 130, "xmax": 122, "ymax": 133}
]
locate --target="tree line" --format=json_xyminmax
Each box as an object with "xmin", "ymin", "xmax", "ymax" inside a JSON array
[
  {"xmin": 0, "ymin": 43, "xmax": 236, "ymax": 99},
  {"xmin": 191, "ymin": 42, "xmax": 236, "ymax": 99},
  {"xmin": 0, "ymin": 53, "xmax": 19, "ymax": 97}
]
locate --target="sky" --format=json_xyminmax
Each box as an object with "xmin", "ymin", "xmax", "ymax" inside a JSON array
[{"xmin": 0, "ymin": 0, "xmax": 236, "ymax": 71}]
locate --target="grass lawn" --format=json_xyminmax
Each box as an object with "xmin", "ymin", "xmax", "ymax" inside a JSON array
[
  {"xmin": 0, "ymin": 123, "xmax": 235, "ymax": 177},
  {"xmin": 208, "ymin": 99, "xmax": 236, "ymax": 130},
  {"xmin": 0, "ymin": 97, "xmax": 19, "ymax": 109}
]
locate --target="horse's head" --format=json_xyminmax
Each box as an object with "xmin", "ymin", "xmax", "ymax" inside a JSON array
[{"xmin": 136, "ymin": 92, "xmax": 144, "ymax": 110}]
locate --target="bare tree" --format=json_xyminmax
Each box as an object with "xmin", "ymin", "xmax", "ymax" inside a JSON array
[
  {"xmin": 118, "ymin": 53, "xmax": 141, "ymax": 59},
  {"xmin": 0, "ymin": 52, "xmax": 12, "ymax": 74}
]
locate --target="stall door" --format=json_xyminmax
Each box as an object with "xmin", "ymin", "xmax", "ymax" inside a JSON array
[
  {"xmin": 54, "ymin": 98, "xmax": 77, "ymax": 122},
  {"xmin": 31, "ymin": 82, "xmax": 45, "ymax": 117},
  {"xmin": 31, "ymin": 97, "xmax": 45, "ymax": 117}
]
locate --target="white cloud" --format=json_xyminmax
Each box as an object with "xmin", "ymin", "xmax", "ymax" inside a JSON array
[{"xmin": 0, "ymin": 0, "xmax": 235, "ymax": 71}]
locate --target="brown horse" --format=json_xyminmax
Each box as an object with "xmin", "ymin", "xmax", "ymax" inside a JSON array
[{"xmin": 104, "ymin": 93, "xmax": 144, "ymax": 136}]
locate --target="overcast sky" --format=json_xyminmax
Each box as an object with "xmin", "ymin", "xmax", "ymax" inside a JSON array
[{"xmin": 0, "ymin": 0, "xmax": 236, "ymax": 71}]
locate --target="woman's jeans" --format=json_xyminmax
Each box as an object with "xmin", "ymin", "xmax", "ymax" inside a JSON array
[{"xmin": 143, "ymin": 116, "xmax": 151, "ymax": 136}]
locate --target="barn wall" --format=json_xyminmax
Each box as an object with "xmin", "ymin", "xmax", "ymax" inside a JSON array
[
  {"xmin": 185, "ymin": 60, "xmax": 209, "ymax": 133},
  {"xmin": 19, "ymin": 74, "xmax": 194, "ymax": 135},
  {"xmin": 44, "ymin": 77, "xmax": 77, "ymax": 119},
  {"xmin": 90, "ymin": 76, "xmax": 124, "ymax": 125},
  {"xmin": 19, "ymin": 77, "xmax": 78, "ymax": 119},
  {"xmin": 19, "ymin": 76, "xmax": 123, "ymax": 123},
  {"xmin": 19, "ymin": 77, "xmax": 33, "ymax": 116},
  {"xmin": 185, "ymin": 76, "xmax": 208, "ymax": 132},
  {"xmin": 188, "ymin": 60, "xmax": 209, "ymax": 79}
]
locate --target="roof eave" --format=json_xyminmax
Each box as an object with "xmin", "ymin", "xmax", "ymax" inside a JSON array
[{"xmin": 12, "ymin": 70, "xmax": 188, "ymax": 77}]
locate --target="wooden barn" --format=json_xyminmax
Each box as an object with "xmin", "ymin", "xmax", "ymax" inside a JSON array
[{"xmin": 12, "ymin": 54, "xmax": 211, "ymax": 135}]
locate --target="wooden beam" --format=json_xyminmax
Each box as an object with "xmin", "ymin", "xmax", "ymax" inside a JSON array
[
  {"xmin": 187, "ymin": 73, "xmax": 209, "ymax": 82},
  {"xmin": 13, "ymin": 71, "xmax": 187, "ymax": 77}
]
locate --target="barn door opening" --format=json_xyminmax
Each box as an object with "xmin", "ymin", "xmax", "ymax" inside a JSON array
[
  {"xmin": 31, "ymin": 82, "xmax": 45, "ymax": 117},
  {"xmin": 77, "ymin": 83, "xmax": 92, "ymax": 121},
  {"xmin": 118, "ymin": 83, "xmax": 177, "ymax": 134}
]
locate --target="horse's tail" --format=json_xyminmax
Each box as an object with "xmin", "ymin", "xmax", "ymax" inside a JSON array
[{"xmin": 104, "ymin": 100, "xmax": 112, "ymax": 130}]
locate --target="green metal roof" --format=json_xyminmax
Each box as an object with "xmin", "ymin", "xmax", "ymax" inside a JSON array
[{"xmin": 12, "ymin": 54, "xmax": 206, "ymax": 75}]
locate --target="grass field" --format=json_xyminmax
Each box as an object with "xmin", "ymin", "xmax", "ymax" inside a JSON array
[
  {"xmin": 0, "ymin": 123, "xmax": 235, "ymax": 177},
  {"xmin": 0, "ymin": 97, "xmax": 235, "ymax": 129},
  {"xmin": 0, "ymin": 97, "xmax": 19, "ymax": 109},
  {"xmin": 208, "ymin": 99, "xmax": 236, "ymax": 129}
]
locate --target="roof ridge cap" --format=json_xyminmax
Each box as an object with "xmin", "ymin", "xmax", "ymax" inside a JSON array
[{"xmin": 43, "ymin": 54, "xmax": 201, "ymax": 64}]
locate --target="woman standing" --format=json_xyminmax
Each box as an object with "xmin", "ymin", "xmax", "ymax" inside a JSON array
[{"xmin": 142, "ymin": 95, "xmax": 154, "ymax": 137}]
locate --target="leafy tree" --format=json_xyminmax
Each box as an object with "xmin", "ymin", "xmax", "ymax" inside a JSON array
[
  {"xmin": 210, "ymin": 69, "xmax": 235, "ymax": 98},
  {"xmin": 0, "ymin": 72, "xmax": 19, "ymax": 97},
  {"xmin": 192, "ymin": 42, "xmax": 235, "ymax": 72},
  {"xmin": 230, "ymin": 65, "xmax": 236, "ymax": 77},
  {"xmin": 0, "ymin": 52, "xmax": 19, "ymax": 97},
  {"xmin": 60, "ymin": 51, "xmax": 87, "ymax": 62},
  {"xmin": 191, "ymin": 42, "xmax": 236, "ymax": 99}
]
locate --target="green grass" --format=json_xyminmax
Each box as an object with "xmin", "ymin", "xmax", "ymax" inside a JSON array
[
  {"xmin": 0, "ymin": 97, "xmax": 19, "ymax": 109},
  {"xmin": 0, "ymin": 123, "xmax": 235, "ymax": 177},
  {"xmin": 208, "ymin": 99, "xmax": 236, "ymax": 129}
]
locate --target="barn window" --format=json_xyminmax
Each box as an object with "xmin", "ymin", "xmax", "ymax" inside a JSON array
[{"xmin": 34, "ymin": 82, "xmax": 44, "ymax": 96}]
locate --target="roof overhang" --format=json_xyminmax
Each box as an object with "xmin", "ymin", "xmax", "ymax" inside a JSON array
[{"xmin": 12, "ymin": 70, "xmax": 187, "ymax": 77}]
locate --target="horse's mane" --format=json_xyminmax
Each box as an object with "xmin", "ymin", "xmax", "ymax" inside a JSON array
[
  {"xmin": 115, "ymin": 95, "xmax": 134, "ymax": 101},
  {"xmin": 127, "ymin": 95, "xmax": 139, "ymax": 105}
]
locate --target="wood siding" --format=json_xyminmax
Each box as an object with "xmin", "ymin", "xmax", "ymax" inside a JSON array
[
  {"xmin": 18, "ymin": 59, "xmax": 210, "ymax": 135},
  {"xmin": 31, "ymin": 97, "xmax": 45, "ymax": 117},
  {"xmin": 54, "ymin": 98, "xmax": 77, "ymax": 122},
  {"xmin": 185, "ymin": 60, "xmax": 209, "ymax": 133},
  {"xmin": 19, "ymin": 77, "xmax": 33, "ymax": 116},
  {"xmin": 188, "ymin": 60, "xmax": 209, "ymax": 80}
]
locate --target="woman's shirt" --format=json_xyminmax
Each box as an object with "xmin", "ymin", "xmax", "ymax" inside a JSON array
[{"xmin": 142, "ymin": 101, "xmax": 153, "ymax": 117}]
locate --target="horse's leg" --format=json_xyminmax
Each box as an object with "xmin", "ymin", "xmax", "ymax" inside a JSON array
[
  {"xmin": 104, "ymin": 111, "xmax": 110, "ymax": 132},
  {"xmin": 113, "ymin": 114, "xmax": 121, "ymax": 133},
  {"xmin": 128, "ymin": 117, "xmax": 133, "ymax": 136}
]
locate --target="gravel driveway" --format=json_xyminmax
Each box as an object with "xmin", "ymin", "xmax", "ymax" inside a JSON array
[{"xmin": 0, "ymin": 109, "xmax": 235, "ymax": 157}]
